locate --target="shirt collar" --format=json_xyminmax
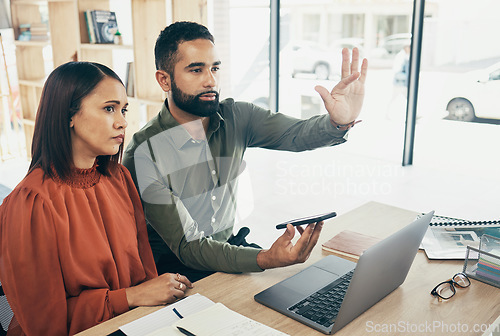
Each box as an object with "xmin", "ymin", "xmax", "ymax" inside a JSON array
[{"xmin": 158, "ymin": 100, "xmax": 225, "ymax": 150}]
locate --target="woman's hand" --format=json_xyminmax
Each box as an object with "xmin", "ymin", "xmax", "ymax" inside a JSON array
[{"xmin": 126, "ymin": 273, "xmax": 193, "ymax": 308}]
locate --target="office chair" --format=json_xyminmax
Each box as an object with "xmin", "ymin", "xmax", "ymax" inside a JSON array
[
  {"xmin": 0, "ymin": 184, "xmax": 14, "ymax": 334},
  {"xmin": 0, "ymin": 280, "xmax": 13, "ymax": 336}
]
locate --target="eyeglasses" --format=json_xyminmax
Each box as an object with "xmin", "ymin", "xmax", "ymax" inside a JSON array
[{"xmin": 430, "ymin": 272, "xmax": 471, "ymax": 301}]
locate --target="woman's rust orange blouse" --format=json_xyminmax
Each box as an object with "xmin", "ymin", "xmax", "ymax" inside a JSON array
[{"xmin": 0, "ymin": 163, "xmax": 157, "ymax": 335}]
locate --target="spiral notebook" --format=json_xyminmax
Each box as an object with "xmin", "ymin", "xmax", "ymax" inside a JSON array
[{"xmin": 420, "ymin": 214, "xmax": 500, "ymax": 259}]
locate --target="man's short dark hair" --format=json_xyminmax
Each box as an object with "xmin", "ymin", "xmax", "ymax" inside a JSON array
[{"xmin": 155, "ymin": 21, "xmax": 214, "ymax": 75}]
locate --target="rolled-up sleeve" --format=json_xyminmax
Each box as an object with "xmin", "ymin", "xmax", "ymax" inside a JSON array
[{"xmin": 234, "ymin": 102, "xmax": 348, "ymax": 151}]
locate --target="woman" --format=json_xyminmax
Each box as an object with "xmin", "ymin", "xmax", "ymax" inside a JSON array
[{"xmin": 0, "ymin": 62, "xmax": 192, "ymax": 336}]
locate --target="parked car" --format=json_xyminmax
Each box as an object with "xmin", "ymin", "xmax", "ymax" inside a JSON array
[
  {"xmin": 290, "ymin": 38, "xmax": 364, "ymax": 80},
  {"xmin": 380, "ymin": 33, "xmax": 412, "ymax": 55},
  {"xmin": 371, "ymin": 33, "xmax": 411, "ymax": 58},
  {"xmin": 442, "ymin": 61, "xmax": 500, "ymax": 121}
]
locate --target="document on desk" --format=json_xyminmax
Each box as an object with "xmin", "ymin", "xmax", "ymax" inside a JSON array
[
  {"xmin": 119, "ymin": 294, "xmax": 215, "ymax": 336},
  {"xmin": 416, "ymin": 214, "xmax": 500, "ymax": 259},
  {"xmin": 152, "ymin": 302, "xmax": 289, "ymax": 336}
]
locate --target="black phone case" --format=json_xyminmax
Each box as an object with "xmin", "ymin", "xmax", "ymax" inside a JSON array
[{"xmin": 275, "ymin": 211, "xmax": 337, "ymax": 229}]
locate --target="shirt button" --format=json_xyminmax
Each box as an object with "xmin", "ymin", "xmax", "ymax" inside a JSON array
[
  {"xmin": 212, "ymin": 196, "xmax": 216, "ymax": 201},
  {"xmin": 211, "ymin": 218, "xmax": 216, "ymax": 223},
  {"xmin": 211, "ymin": 170, "xmax": 216, "ymax": 175}
]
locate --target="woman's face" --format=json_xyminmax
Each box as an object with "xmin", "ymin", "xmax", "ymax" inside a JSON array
[{"xmin": 70, "ymin": 77, "xmax": 128, "ymax": 169}]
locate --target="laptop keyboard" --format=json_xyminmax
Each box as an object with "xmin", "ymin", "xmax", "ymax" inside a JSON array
[{"xmin": 287, "ymin": 270, "xmax": 354, "ymax": 328}]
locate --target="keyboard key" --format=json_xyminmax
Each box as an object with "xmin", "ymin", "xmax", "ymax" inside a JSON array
[
  {"xmin": 287, "ymin": 270, "xmax": 354, "ymax": 326},
  {"xmin": 296, "ymin": 303, "xmax": 312, "ymax": 315}
]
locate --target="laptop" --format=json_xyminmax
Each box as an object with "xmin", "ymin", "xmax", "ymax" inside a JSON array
[{"xmin": 254, "ymin": 211, "xmax": 434, "ymax": 334}]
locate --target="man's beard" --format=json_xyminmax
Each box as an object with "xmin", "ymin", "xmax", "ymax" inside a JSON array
[{"xmin": 171, "ymin": 80, "xmax": 219, "ymax": 117}]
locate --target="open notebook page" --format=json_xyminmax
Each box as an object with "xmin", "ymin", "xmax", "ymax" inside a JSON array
[
  {"xmin": 119, "ymin": 294, "xmax": 215, "ymax": 336},
  {"xmin": 172, "ymin": 302, "xmax": 288, "ymax": 336}
]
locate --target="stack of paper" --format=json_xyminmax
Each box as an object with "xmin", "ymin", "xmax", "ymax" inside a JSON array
[{"xmin": 476, "ymin": 250, "xmax": 500, "ymax": 284}]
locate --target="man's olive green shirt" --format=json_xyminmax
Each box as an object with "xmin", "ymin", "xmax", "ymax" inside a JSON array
[{"xmin": 122, "ymin": 99, "xmax": 348, "ymax": 273}]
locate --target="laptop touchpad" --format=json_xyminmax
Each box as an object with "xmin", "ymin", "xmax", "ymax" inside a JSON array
[{"xmin": 281, "ymin": 266, "xmax": 339, "ymax": 295}]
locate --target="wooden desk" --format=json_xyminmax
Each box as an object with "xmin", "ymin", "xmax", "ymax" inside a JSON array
[{"xmin": 77, "ymin": 202, "xmax": 500, "ymax": 335}]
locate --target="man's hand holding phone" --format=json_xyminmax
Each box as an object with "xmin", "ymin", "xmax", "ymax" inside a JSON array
[{"xmin": 256, "ymin": 211, "xmax": 336, "ymax": 270}]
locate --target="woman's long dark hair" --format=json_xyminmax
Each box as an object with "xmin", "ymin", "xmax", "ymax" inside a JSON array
[{"xmin": 29, "ymin": 61, "xmax": 125, "ymax": 179}]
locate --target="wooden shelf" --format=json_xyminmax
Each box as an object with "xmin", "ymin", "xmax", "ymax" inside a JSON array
[
  {"xmin": 22, "ymin": 119, "xmax": 36, "ymax": 127},
  {"xmin": 80, "ymin": 43, "xmax": 133, "ymax": 51},
  {"xmin": 17, "ymin": 79, "xmax": 46, "ymax": 88},
  {"xmin": 13, "ymin": 0, "xmax": 74, "ymax": 3},
  {"xmin": 14, "ymin": 40, "xmax": 51, "ymax": 47},
  {"xmin": 11, "ymin": 0, "xmax": 47, "ymax": 5}
]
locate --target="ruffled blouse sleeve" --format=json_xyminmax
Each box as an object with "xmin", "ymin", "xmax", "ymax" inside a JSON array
[
  {"xmin": 0, "ymin": 187, "xmax": 70, "ymax": 335},
  {"xmin": 0, "ymin": 166, "xmax": 158, "ymax": 335}
]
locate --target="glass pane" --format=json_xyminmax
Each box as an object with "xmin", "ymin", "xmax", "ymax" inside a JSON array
[
  {"xmin": 279, "ymin": 0, "xmax": 415, "ymax": 161},
  {"xmin": 417, "ymin": 0, "xmax": 500, "ymax": 178},
  {"xmin": 213, "ymin": 0, "xmax": 271, "ymax": 109},
  {"xmin": 0, "ymin": 28, "xmax": 25, "ymax": 159}
]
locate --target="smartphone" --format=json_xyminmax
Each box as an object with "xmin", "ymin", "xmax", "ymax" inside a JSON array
[{"xmin": 275, "ymin": 211, "xmax": 337, "ymax": 229}]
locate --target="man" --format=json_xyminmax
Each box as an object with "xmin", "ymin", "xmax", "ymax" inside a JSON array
[
  {"xmin": 123, "ymin": 21, "xmax": 368, "ymax": 281},
  {"xmin": 387, "ymin": 44, "xmax": 410, "ymax": 119}
]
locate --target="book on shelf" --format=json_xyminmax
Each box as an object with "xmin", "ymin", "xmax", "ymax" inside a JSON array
[
  {"xmin": 17, "ymin": 22, "xmax": 49, "ymax": 41},
  {"xmin": 29, "ymin": 22, "xmax": 49, "ymax": 41},
  {"xmin": 84, "ymin": 11, "xmax": 96, "ymax": 44},
  {"xmin": 420, "ymin": 214, "xmax": 500, "ymax": 260},
  {"xmin": 18, "ymin": 23, "xmax": 31, "ymax": 41},
  {"xmin": 84, "ymin": 10, "xmax": 118, "ymax": 44},
  {"xmin": 321, "ymin": 230, "xmax": 381, "ymax": 261},
  {"xmin": 119, "ymin": 293, "xmax": 288, "ymax": 336}
]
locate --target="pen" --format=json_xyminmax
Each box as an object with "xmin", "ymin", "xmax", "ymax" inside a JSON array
[
  {"xmin": 177, "ymin": 326, "xmax": 196, "ymax": 336},
  {"xmin": 173, "ymin": 307, "xmax": 196, "ymax": 335},
  {"xmin": 172, "ymin": 307, "xmax": 183, "ymax": 319}
]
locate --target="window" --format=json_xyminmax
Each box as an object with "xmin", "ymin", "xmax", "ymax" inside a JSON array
[
  {"xmin": 279, "ymin": 0, "xmax": 415, "ymax": 162},
  {"xmin": 213, "ymin": 0, "xmax": 271, "ymax": 109},
  {"xmin": 415, "ymin": 0, "xmax": 500, "ymax": 177}
]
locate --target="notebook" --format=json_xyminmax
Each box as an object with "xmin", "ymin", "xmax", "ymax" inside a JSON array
[
  {"xmin": 426, "ymin": 214, "xmax": 500, "ymax": 227},
  {"xmin": 421, "ymin": 214, "xmax": 500, "ymax": 259},
  {"xmin": 254, "ymin": 211, "xmax": 434, "ymax": 334},
  {"xmin": 321, "ymin": 230, "xmax": 381, "ymax": 261}
]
